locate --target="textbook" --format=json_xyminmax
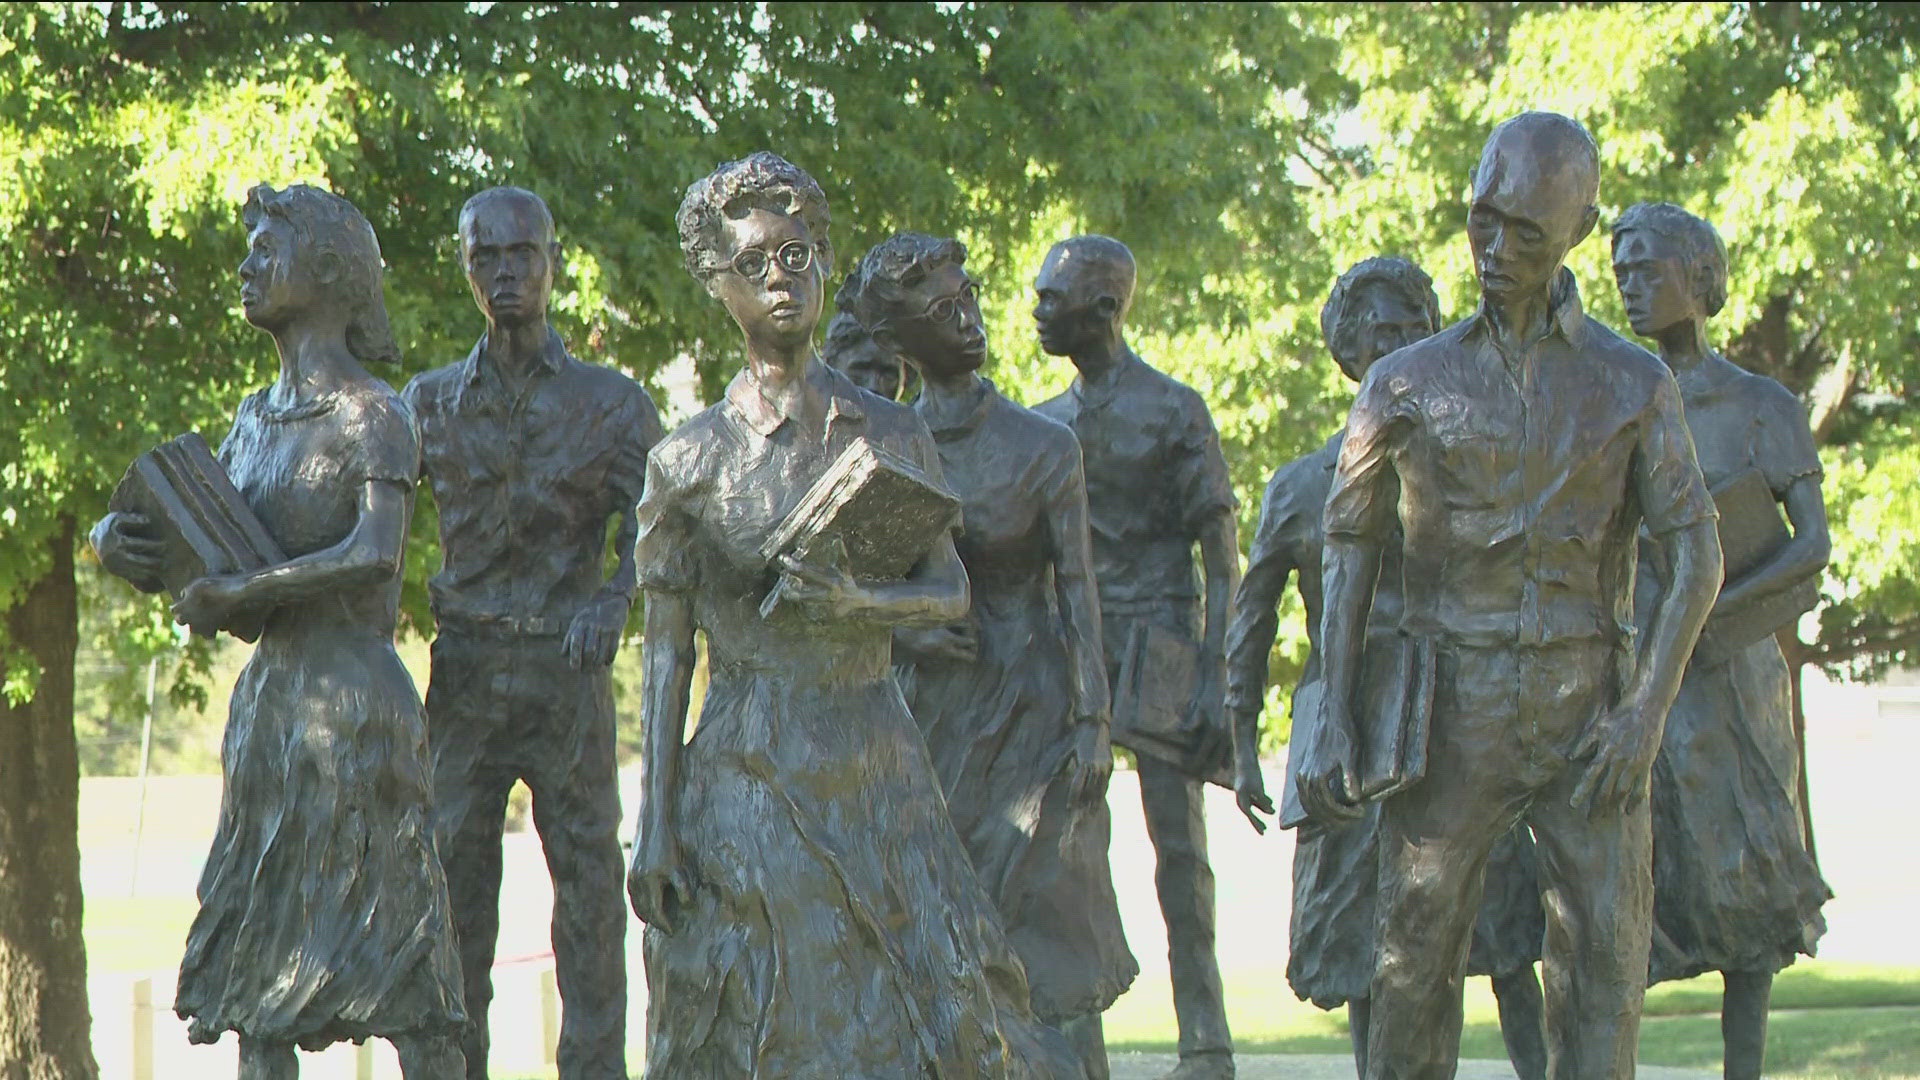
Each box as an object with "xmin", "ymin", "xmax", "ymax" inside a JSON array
[{"xmin": 108, "ymin": 432, "xmax": 285, "ymax": 641}]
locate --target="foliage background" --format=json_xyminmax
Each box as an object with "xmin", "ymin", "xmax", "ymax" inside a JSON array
[{"xmin": 1, "ymin": 1, "xmax": 1915, "ymax": 766}]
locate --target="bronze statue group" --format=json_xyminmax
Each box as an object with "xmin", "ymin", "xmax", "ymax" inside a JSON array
[{"xmin": 91, "ymin": 110, "xmax": 1829, "ymax": 1080}]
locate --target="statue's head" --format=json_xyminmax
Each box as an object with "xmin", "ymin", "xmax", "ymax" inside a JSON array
[
  {"xmin": 839, "ymin": 232, "xmax": 984, "ymax": 381},
  {"xmin": 239, "ymin": 183, "xmax": 398, "ymax": 366},
  {"xmin": 1032, "ymin": 234, "xmax": 1134, "ymax": 358},
  {"xmin": 459, "ymin": 186, "xmax": 559, "ymax": 330},
  {"xmin": 678, "ymin": 151, "xmax": 832, "ymax": 351},
  {"xmin": 1610, "ymin": 202, "xmax": 1728, "ymax": 338},
  {"xmin": 820, "ymin": 308, "xmax": 905, "ymax": 401},
  {"xmin": 1468, "ymin": 112, "xmax": 1601, "ymax": 304},
  {"xmin": 1320, "ymin": 256, "xmax": 1442, "ymax": 383}
]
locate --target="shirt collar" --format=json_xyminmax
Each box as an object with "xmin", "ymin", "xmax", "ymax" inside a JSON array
[
  {"xmin": 1070, "ymin": 348, "xmax": 1144, "ymax": 412},
  {"xmin": 1462, "ymin": 267, "xmax": 1587, "ymax": 349},
  {"xmin": 461, "ymin": 326, "xmax": 571, "ymax": 386},
  {"xmin": 724, "ymin": 356, "xmax": 865, "ymax": 438},
  {"xmin": 918, "ymin": 377, "xmax": 999, "ymax": 442}
]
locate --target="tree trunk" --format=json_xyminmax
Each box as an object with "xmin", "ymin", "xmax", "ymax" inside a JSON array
[{"xmin": 0, "ymin": 519, "xmax": 98, "ymax": 1079}]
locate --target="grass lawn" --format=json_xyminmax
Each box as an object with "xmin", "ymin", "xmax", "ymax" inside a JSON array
[
  {"xmin": 86, "ymin": 895, "xmax": 1920, "ymax": 1078},
  {"xmin": 1101, "ymin": 962, "xmax": 1920, "ymax": 1078}
]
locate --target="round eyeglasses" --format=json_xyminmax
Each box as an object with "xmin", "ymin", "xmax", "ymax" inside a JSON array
[
  {"xmin": 920, "ymin": 281, "xmax": 978, "ymax": 325},
  {"xmin": 730, "ymin": 239, "xmax": 814, "ymax": 282}
]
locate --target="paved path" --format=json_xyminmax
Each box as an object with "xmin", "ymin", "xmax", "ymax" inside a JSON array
[{"xmin": 1110, "ymin": 1054, "xmax": 1716, "ymax": 1080}]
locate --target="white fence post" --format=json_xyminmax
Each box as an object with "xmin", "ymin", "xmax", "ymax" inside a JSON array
[
  {"xmin": 540, "ymin": 967, "xmax": 561, "ymax": 1066},
  {"xmin": 130, "ymin": 977, "xmax": 154, "ymax": 1080}
]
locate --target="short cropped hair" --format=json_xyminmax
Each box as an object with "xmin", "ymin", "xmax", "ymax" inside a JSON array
[
  {"xmin": 1320, "ymin": 257, "xmax": 1441, "ymax": 373},
  {"xmin": 837, "ymin": 232, "xmax": 968, "ymax": 329},
  {"xmin": 458, "ymin": 186, "xmax": 557, "ymax": 250},
  {"xmin": 677, "ymin": 151, "xmax": 832, "ymax": 281},
  {"xmin": 1479, "ymin": 111, "xmax": 1601, "ymax": 214},
  {"xmin": 242, "ymin": 183, "xmax": 398, "ymax": 367},
  {"xmin": 1048, "ymin": 234, "xmax": 1135, "ymax": 322},
  {"xmin": 1611, "ymin": 201, "xmax": 1729, "ymax": 317}
]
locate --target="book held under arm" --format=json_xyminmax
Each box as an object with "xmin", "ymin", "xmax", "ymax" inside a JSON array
[
  {"xmin": 108, "ymin": 432, "xmax": 286, "ymax": 642},
  {"xmin": 1693, "ymin": 468, "xmax": 1820, "ymax": 666},
  {"xmin": 758, "ymin": 437, "xmax": 963, "ymax": 618},
  {"xmin": 1277, "ymin": 630, "xmax": 1436, "ymax": 832}
]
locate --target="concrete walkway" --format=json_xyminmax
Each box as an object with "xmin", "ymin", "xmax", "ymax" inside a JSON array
[{"xmin": 1111, "ymin": 1055, "xmax": 1717, "ymax": 1080}]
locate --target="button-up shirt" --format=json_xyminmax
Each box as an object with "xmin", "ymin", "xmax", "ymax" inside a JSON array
[
  {"xmin": 1324, "ymin": 272, "xmax": 1713, "ymax": 648},
  {"xmin": 1034, "ymin": 350, "xmax": 1237, "ymax": 610},
  {"xmin": 404, "ymin": 327, "xmax": 664, "ymax": 628}
]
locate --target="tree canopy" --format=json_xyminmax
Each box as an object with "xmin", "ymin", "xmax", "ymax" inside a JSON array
[{"xmin": 2, "ymin": 2, "xmax": 1918, "ymax": 1067}]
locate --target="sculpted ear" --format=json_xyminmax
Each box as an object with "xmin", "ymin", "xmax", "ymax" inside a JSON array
[
  {"xmin": 1092, "ymin": 294, "xmax": 1121, "ymax": 322},
  {"xmin": 1572, "ymin": 204, "xmax": 1600, "ymax": 248},
  {"xmin": 869, "ymin": 323, "xmax": 900, "ymax": 353},
  {"xmin": 315, "ymin": 250, "xmax": 345, "ymax": 287}
]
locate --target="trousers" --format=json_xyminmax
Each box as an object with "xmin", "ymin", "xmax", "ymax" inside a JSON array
[
  {"xmin": 425, "ymin": 629, "xmax": 628, "ymax": 1080},
  {"xmin": 1104, "ymin": 603, "xmax": 1233, "ymax": 1060},
  {"xmin": 1367, "ymin": 638, "xmax": 1649, "ymax": 1080}
]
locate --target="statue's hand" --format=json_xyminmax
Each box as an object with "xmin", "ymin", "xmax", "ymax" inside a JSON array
[
  {"xmin": 1185, "ymin": 656, "xmax": 1230, "ymax": 772},
  {"xmin": 626, "ymin": 828, "xmax": 691, "ymax": 933},
  {"xmin": 1067, "ymin": 712, "xmax": 1114, "ymax": 807},
  {"xmin": 91, "ymin": 511, "xmax": 166, "ymax": 591},
  {"xmin": 564, "ymin": 594, "xmax": 630, "ymax": 670},
  {"xmin": 171, "ymin": 574, "xmax": 247, "ymax": 638},
  {"xmin": 1233, "ymin": 751, "xmax": 1275, "ymax": 835},
  {"xmin": 1296, "ymin": 700, "xmax": 1363, "ymax": 826},
  {"xmin": 1569, "ymin": 697, "xmax": 1661, "ymax": 818},
  {"xmin": 897, "ymin": 623, "xmax": 979, "ymax": 664},
  {"xmin": 775, "ymin": 548, "xmax": 865, "ymax": 623}
]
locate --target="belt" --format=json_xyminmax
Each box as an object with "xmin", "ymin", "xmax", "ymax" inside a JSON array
[{"xmin": 437, "ymin": 611, "xmax": 570, "ymax": 638}]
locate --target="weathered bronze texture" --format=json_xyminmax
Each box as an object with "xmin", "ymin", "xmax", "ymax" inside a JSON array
[{"xmin": 1308, "ymin": 113, "xmax": 1723, "ymax": 1078}]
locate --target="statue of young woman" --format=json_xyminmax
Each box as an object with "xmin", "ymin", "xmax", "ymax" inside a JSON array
[
  {"xmin": 90, "ymin": 185, "xmax": 464, "ymax": 1078},
  {"xmin": 843, "ymin": 232, "xmax": 1139, "ymax": 1079},
  {"xmin": 1613, "ymin": 202, "xmax": 1831, "ymax": 1080},
  {"xmin": 624, "ymin": 152, "xmax": 1085, "ymax": 1080}
]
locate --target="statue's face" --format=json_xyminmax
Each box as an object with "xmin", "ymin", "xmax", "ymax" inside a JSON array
[
  {"xmin": 708, "ymin": 206, "xmax": 824, "ymax": 351},
  {"xmin": 463, "ymin": 199, "xmax": 557, "ymax": 329},
  {"xmin": 833, "ymin": 338, "xmax": 904, "ymax": 401},
  {"xmin": 1611, "ymin": 229, "xmax": 1696, "ymax": 337},
  {"xmin": 1467, "ymin": 145, "xmax": 1590, "ymax": 303},
  {"xmin": 880, "ymin": 261, "xmax": 985, "ymax": 380},
  {"xmin": 238, "ymin": 215, "xmax": 311, "ymax": 332},
  {"xmin": 1031, "ymin": 248, "xmax": 1106, "ymax": 358},
  {"xmin": 1343, "ymin": 283, "xmax": 1435, "ymax": 380}
]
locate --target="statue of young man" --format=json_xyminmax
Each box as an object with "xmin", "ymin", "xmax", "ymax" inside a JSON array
[
  {"xmin": 1224, "ymin": 256, "xmax": 1547, "ymax": 1080},
  {"xmin": 1612, "ymin": 202, "xmax": 1831, "ymax": 1080},
  {"xmin": 1033, "ymin": 235, "xmax": 1241, "ymax": 1080},
  {"xmin": 403, "ymin": 187, "xmax": 664, "ymax": 1080},
  {"xmin": 1306, "ymin": 113, "xmax": 1722, "ymax": 1078}
]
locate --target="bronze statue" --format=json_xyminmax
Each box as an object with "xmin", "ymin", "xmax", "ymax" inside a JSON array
[
  {"xmin": 1305, "ymin": 112, "xmax": 1723, "ymax": 1077},
  {"xmin": 625, "ymin": 152, "xmax": 1084, "ymax": 1079},
  {"xmin": 402, "ymin": 186, "xmax": 661, "ymax": 1079},
  {"xmin": 91, "ymin": 185, "xmax": 464, "ymax": 1078},
  {"xmin": 1033, "ymin": 235, "xmax": 1241, "ymax": 1080},
  {"xmin": 846, "ymin": 232, "xmax": 1139, "ymax": 1079},
  {"xmin": 1224, "ymin": 256, "xmax": 1547, "ymax": 1080},
  {"xmin": 821, "ymin": 303, "xmax": 908, "ymax": 401},
  {"xmin": 1612, "ymin": 202, "xmax": 1831, "ymax": 1080}
]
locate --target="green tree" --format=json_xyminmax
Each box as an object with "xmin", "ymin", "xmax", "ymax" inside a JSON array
[{"xmin": 0, "ymin": 2, "xmax": 1345, "ymax": 1068}]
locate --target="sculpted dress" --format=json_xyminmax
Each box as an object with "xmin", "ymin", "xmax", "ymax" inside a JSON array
[
  {"xmin": 1643, "ymin": 356, "xmax": 1831, "ymax": 984},
  {"xmin": 634, "ymin": 361, "xmax": 1084, "ymax": 1080},
  {"xmin": 1231, "ymin": 432, "xmax": 1542, "ymax": 1009},
  {"xmin": 176, "ymin": 383, "xmax": 465, "ymax": 1048},
  {"xmin": 898, "ymin": 380, "xmax": 1138, "ymax": 1023}
]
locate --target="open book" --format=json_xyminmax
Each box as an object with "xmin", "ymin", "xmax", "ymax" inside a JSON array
[
  {"xmin": 109, "ymin": 433, "xmax": 285, "ymax": 642},
  {"xmin": 758, "ymin": 437, "xmax": 962, "ymax": 618}
]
